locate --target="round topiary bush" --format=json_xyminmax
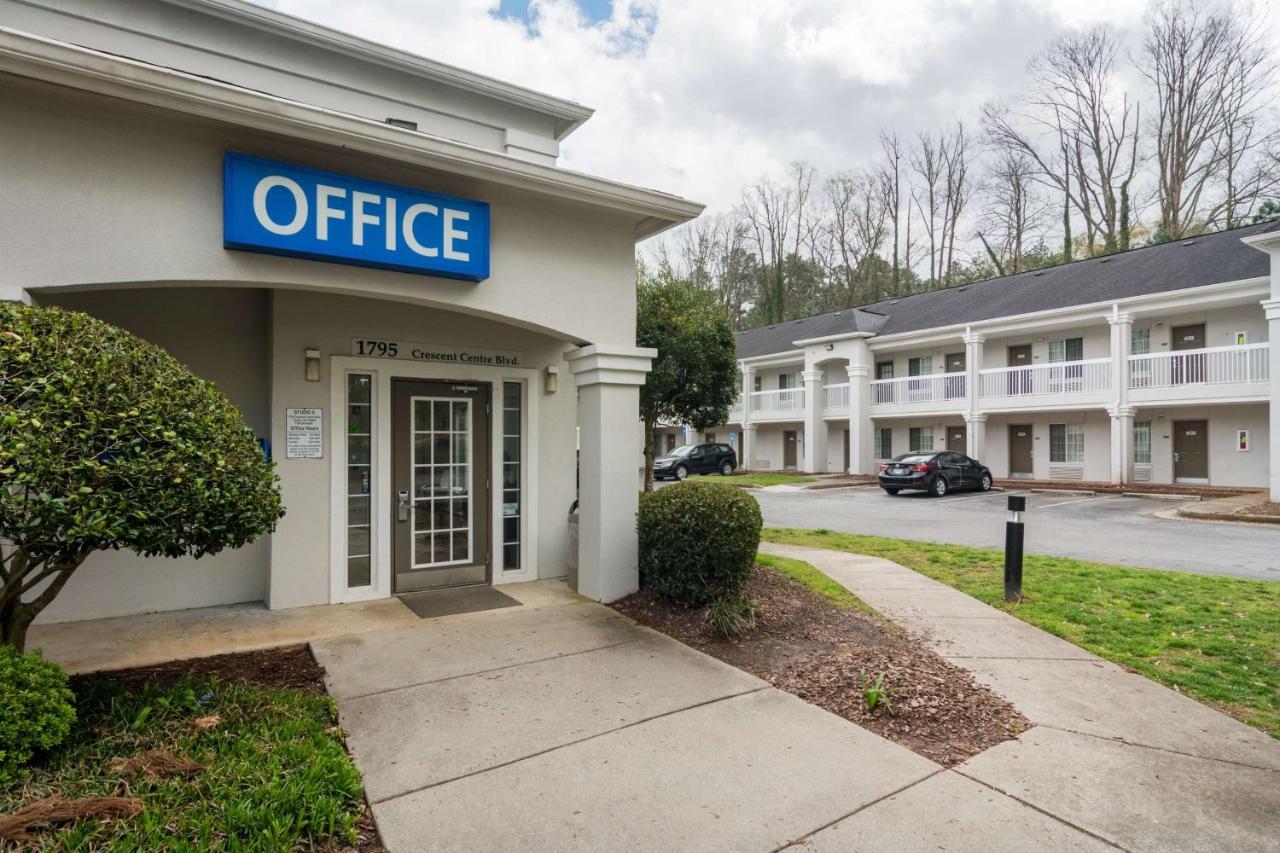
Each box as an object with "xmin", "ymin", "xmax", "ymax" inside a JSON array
[
  {"xmin": 637, "ymin": 482, "xmax": 762, "ymax": 607},
  {"xmin": 0, "ymin": 303, "xmax": 284, "ymax": 650},
  {"xmin": 0, "ymin": 645, "xmax": 75, "ymax": 784}
]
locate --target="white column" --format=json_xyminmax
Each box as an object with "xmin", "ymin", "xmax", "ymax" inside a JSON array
[
  {"xmin": 1107, "ymin": 309, "xmax": 1134, "ymax": 484},
  {"xmin": 802, "ymin": 368, "xmax": 825, "ymax": 473},
  {"xmin": 741, "ymin": 364, "xmax": 756, "ymax": 470},
  {"xmin": 566, "ymin": 344, "xmax": 655, "ymax": 602},
  {"xmin": 847, "ymin": 362, "xmax": 872, "ymax": 474},
  {"xmin": 1108, "ymin": 406, "xmax": 1135, "ymax": 486},
  {"xmin": 1265, "ymin": 298, "xmax": 1280, "ymax": 500},
  {"xmin": 963, "ymin": 330, "xmax": 985, "ymax": 458}
]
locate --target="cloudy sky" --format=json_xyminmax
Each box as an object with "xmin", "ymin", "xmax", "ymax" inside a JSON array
[{"xmin": 258, "ymin": 0, "xmax": 1273, "ymax": 223}]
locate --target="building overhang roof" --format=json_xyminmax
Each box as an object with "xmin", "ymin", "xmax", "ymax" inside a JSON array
[{"xmin": 0, "ymin": 26, "xmax": 704, "ymax": 240}]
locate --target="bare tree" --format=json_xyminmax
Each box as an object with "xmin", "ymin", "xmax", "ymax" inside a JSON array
[
  {"xmin": 823, "ymin": 170, "xmax": 888, "ymax": 305},
  {"xmin": 983, "ymin": 26, "xmax": 1141, "ymax": 254},
  {"xmin": 876, "ymin": 130, "xmax": 905, "ymax": 293},
  {"xmin": 941, "ymin": 121, "xmax": 973, "ymax": 283},
  {"xmin": 977, "ymin": 147, "xmax": 1047, "ymax": 274},
  {"xmin": 1144, "ymin": 1, "xmax": 1278, "ymax": 238},
  {"xmin": 910, "ymin": 130, "xmax": 945, "ymax": 284},
  {"xmin": 738, "ymin": 176, "xmax": 795, "ymax": 324}
]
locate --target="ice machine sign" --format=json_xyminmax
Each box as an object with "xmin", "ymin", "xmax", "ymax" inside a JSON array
[{"xmin": 223, "ymin": 153, "xmax": 490, "ymax": 281}]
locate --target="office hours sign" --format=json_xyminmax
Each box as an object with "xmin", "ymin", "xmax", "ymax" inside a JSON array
[
  {"xmin": 224, "ymin": 153, "xmax": 490, "ymax": 281},
  {"xmin": 286, "ymin": 408, "xmax": 324, "ymax": 459}
]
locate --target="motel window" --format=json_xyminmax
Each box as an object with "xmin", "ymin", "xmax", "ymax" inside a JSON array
[
  {"xmin": 346, "ymin": 373, "xmax": 374, "ymax": 587},
  {"xmin": 1048, "ymin": 337, "xmax": 1084, "ymax": 363},
  {"xmin": 1130, "ymin": 329, "xmax": 1151, "ymax": 355},
  {"xmin": 874, "ymin": 428, "xmax": 893, "ymax": 460},
  {"xmin": 502, "ymin": 382, "xmax": 522, "ymax": 571},
  {"xmin": 778, "ymin": 372, "xmax": 796, "ymax": 390},
  {"xmin": 1049, "ymin": 423, "xmax": 1085, "ymax": 463},
  {"xmin": 876, "ymin": 361, "xmax": 895, "ymax": 380},
  {"xmin": 705, "ymin": 432, "xmax": 716, "ymax": 443},
  {"xmin": 908, "ymin": 426, "xmax": 933, "ymax": 453},
  {"xmin": 754, "ymin": 374, "xmax": 762, "ymax": 392},
  {"xmin": 1134, "ymin": 421, "xmax": 1152, "ymax": 465},
  {"xmin": 908, "ymin": 356, "xmax": 932, "ymax": 376}
]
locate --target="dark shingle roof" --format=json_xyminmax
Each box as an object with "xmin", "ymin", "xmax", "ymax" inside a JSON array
[{"xmin": 736, "ymin": 221, "xmax": 1279, "ymax": 359}]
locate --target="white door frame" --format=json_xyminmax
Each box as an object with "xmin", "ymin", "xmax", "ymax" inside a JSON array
[{"xmin": 328, "ymin": 355, "xmax": 540, "ymax": 604}]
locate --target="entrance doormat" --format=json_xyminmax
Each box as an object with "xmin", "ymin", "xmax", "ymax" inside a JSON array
[{"xmin": 397, "ymin": 586, "xmax": 521, "ymax": 619}]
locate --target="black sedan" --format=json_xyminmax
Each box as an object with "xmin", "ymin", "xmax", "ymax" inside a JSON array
[
  {"xmin": 653, "ymin": 442, "xmax": 737, "ymax": 481},
  {"xmin": 878, "ymin": 451, "xmax": 993, "ymax": 497}
]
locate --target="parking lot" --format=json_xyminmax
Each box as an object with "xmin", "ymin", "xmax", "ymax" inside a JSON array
[{"xmin": 750, "ymin": 485, "xmax": 1280, "ymax": 581}]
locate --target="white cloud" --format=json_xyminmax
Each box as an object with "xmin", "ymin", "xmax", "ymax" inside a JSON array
[{"xmin": 263, "ymin": 0, "xmax": 1280, "ymax": 229}]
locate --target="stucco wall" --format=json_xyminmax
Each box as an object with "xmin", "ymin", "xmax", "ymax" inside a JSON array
[
  {"xmin": 35, "ymin": 287, "xmax": 272, "ymax": 623},
  {"xmin": 1134, "ymin": 404, "xmax": 1269, "ymax": 487},
  {"xmin": 1, "ymin": 77, "xmax": 637, "ymax": 347},
  {"xmin": 982, "ymin": 410, "xmax": 1112, "ymax": 481}
]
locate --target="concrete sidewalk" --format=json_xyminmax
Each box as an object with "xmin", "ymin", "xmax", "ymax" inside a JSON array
[
  {"xmin": 761, "ymin": 542, "xmax": 1280, "ymax": 853},
  {"xmin": 311, "ymin": 581, "xmax": 1116, "ymax": 852}
]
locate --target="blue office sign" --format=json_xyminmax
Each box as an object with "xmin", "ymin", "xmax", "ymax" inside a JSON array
[{"xmin": 223, "ymin": 153, "xmax": 490, "ymax": 281}]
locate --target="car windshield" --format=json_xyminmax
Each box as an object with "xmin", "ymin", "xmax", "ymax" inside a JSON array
[
  {"xmin": 890, "ymin": 454, "xmax": 936, "ymax": 465},
  {"xmin": 666, "ymin": 445, "xmax": 694, "ymax": 458}
]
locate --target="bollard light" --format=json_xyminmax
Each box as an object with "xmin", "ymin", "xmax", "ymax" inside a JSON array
[{"xmin": 1004, "ymin": 495, "xmax": 1026, "ymax": 602}]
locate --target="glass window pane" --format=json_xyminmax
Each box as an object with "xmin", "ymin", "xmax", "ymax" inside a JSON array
[
  {"xmin": 432, "ymin": 499, "xmax": 450, "ymax": 530},
  {"xmin": 452, "ymin": 401, "xmax": 469, "ymax": 431},
  {"xmin": 433, "ymin": 435, "xmax": 450, "ymax": 464},
  {"xmin": 503, "ymin": 543, "xmax": 519, "ymax": 571},
  {"xmin": 415, "ymin": 400, "xmax": 431, "ymax": 431},
  {"xmin": 432, "ymin": 467, "xmax": 452, "ymax": 497},
  {"xmin": 347, "ymin": 556, "xmax": 371, "ymax": 588},
  {"xmin": 348, "ymin": 466, "xmax": 370, "ymax": 496},
  {"xmin": 348, "ymin": 496, "xmax": 369, "ymax": 525},
  {"xmin": 413, "ymin": 502, "xmax": 431, "ymax": 529},
  {"xmin": 347, "ymin": 525, "xmax": 369, "ymax": 558},
  {"xmin": 348, "ymin": 404, "xmax": 371, "ymax": 434},
  {"xmin": 414, "ymin": 467, "xmax": 432, "ymax": 498},
  {"xmin": 453, "ymin": 434, "xmax": 469, "ymax": 464},
  {"xmin": 503, "ymin": 516, "xmax": 519, "ymax": 543},
  {"xmin": 501, "ymin": 381, "xmax": 522, "ymax": 572},
  {"xmin": 504, "ymin": 409, "xmax": 519, "ymax": 436},
  {"xmin": 504, "ymin": 382, "xmax": 520, "ymax": 408},
  {"xmin": 452, "ymin": 530, "xmax": 469, "ymax": 562},
  {"xmin": 451, "ymin": 498, "xmax": 469, "ymax": 528},
  {"xmin": 433, "ymin": 401, "xmax": 450, "ymax": 431},
  {"xmin": 1134, "ymin": 421, "xmax": 1152, "ymax": 465},
  {"xmin": 347, "ymin": 435, "xmax": 370, "ymax": 466},
  {"xmin": 452, "ymin": 464, "xmax": 468, "ymax": 495},
  {"xmin": 347, "ymin": 373, "xmax": 372, "ymax": 405},
  {"xmin": 433, "ymin": 534, "xmax": 452, "ymax": 563},
  {"xmin": 503, "ymin": 463, "xmax": 519, "ymax": 489},
  {"xmin": 414, "ymin": 435, "xmax": 430, "ymax": 465},
  {"xmin": 503, "ymin": 436, "xmax": 520, "ymax": 463},
  {"xmin": 414, "ymin": 533, "xmax": 431, "ymax": 565}
]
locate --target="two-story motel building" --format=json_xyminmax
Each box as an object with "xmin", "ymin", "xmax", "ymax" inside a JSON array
[
  {"xmin": 676, "ymin": 225, "xmax": 1280, "ymax": 500},
  {"xmin": 1, "ymin": 0, "xmax": 701, "ymax": 625}
]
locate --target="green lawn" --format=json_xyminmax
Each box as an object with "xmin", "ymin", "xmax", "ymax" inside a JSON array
[
  {"xmin": 761, "ymin": 528, "xmax": 1280, "ymax": 738},
  {"xmin": 0, "ymin": 676, "xmax": 366, "ymax": 849},
  {"xmin": 728, "ymin": 472, "xmax": 814, "ymax": 487}
]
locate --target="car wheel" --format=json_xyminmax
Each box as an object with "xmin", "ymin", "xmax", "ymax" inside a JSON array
[
  {"xmin": 979, "ymin": 473, "xmax": 993, "ymax": 492},
  {"xmin": 674, "ymin": 465, "xmax": 688, "ymax": 481},
  {"xmin": 720, "ymin": 461, "xmax": 735, "ymax": 476},
  {"xmin": 931, "ymin": 476, "xmax": 949, "ymax": 497},
  {"xmin": 883, "ymin": 488, "xmax": 899, "ymax": 496}
]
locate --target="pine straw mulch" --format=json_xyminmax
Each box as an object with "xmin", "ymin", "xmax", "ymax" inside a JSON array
[{"xmin": 612, "ymin": 566, "xmax": 1029, "ymax": 766}]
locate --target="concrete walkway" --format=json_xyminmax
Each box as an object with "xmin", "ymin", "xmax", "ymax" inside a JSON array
[
  {"xmin": 311, "ymin": 580, "xmax": 1122, "ymax": 852},
  {"xmin": 761, "ymin": 542, "xmax": 1280, "ymax": 853}
]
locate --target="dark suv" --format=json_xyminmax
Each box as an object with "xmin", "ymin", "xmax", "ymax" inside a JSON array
[
  {"xmin": 654, "ymin": 442, "xmax": 737, "ymax": 481},
  {"xmin": 878, "ymin": 451, "xmax": 993, "ymax": 497}
]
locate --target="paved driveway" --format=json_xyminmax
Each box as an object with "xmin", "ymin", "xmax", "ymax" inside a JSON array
[
  {"xmin": 310, "ymin": 582, "xmax": 1112, "ymax": 852},
  {"xmin": 753, "ymin": 486, "xmax": 1280, "ymax": 581}
]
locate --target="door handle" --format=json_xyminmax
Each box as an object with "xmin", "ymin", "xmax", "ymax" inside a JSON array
[{"xmin": 397, "ymin": 490, "xmax": 410, "ymax": 522}]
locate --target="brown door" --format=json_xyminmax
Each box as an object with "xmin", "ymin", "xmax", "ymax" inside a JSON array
[
  {"xmin": 1009, "ymin": 424, "xmax": 1034, "ymax": 476},
  {"xmin": 947, "ymin": 425, "xmax": 967, "ymax": 452},
  {"xmin": 392, "ymin": 379, "xmax": 491, "ymax": 592},
  {"xmin": 1172, "ymin": 324, "xmax": 1206, "ymax": 384},
  {"xmin": 843, "ymin": 429, "xmax": 850, "ymax": 472},
  {"xmin": 1173, "ymin": 420, "xmax": 1209, "ymax": 481},
  {"xmin": 1007, "ymin": 344, "xmax": 1033, "ymax": 395},
  {"xmin": 783, "ymin": 430, "xmax": 798, "ymax": 469}
]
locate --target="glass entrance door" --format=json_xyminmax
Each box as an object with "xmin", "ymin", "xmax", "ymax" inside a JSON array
[{"xmin": 392, "ymin": 379, "xmax": 490, "ymax": 592}]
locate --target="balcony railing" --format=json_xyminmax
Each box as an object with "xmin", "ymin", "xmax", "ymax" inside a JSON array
[
  {"xmin": 824, "ymin": 383, "xmax": 850, "ymax": 410},
  {"xmin": 751, "ymin": 387, "xmax": 805, "ymax": 415},
  {"xmin": 1129, "ymin": 343, "xmax": 1269, "ymax": 389},
  {"xmin": 871, "ymin": 372, "xmax": 966, "ymax": 405},
  {"xmin": 728, "ymin": 397, "xmax": 745, "ymax": 422},
  {"xmin": 979, "ymin": 358, "xmax": 1110, "ymax": 399}
]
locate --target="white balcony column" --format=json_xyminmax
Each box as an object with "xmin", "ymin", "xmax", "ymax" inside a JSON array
[
  {"xmin": 846, "ymin": 363, "xmax": 872, "ymax": 474},
  {"xmin": 963, "ymin": 330, "xmax": 985, "ymax": 421},
  {"xmin": 741, "ymin": 364, "xmax": 756, "ymax": 468},
  {"xmin": 1266, "ymin": 298, "xmax": 1280, "ymax": 500},
  {"xmin": 1108, "ymin": 307, "xmax": 1134, "ymax": 412},
  {"xmin": 565, "ymin": 344, "xmax": 655, "ymax": 602},
  {"xmin": 802, "ymin": 368, "xmax": 826, "ymax": 473},
  {"xmin": 964, "ymin": 413, "xmax": 987, "ymax": 462},
  {"xmin": 1108, "ymin": 405, "xmax": 1136, "ymax": 486}
]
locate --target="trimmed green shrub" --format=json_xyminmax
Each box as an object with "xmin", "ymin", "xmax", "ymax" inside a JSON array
[
  {"xmin": 0, "ymin": 645, "xmax": 75, "ymax": 783},
  {"xmin": 0, "ymin": 304, "xmax": 285, "ymax": 650},
  {"xmin": 637, "ymin": 482, "xmax": 762, "ymax": 606}
]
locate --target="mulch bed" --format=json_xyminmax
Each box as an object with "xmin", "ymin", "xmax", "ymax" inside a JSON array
[
  {"xmin": 1241, "ymin": 501, "xmax": 1280, "ymax": 517},
  {"xmin": 612, "ymin": 567, "xmax": 1028, "ymax": 766},
  {"xmin": 69, "ymin": 645, "xmax": 386, "ymax": 853}
]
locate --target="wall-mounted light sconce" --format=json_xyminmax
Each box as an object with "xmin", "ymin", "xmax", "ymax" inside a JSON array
[
  {"xmin": 825, "ymin": 343, "xmax": 834, "ymax": 351},
  {"xmin": 544, "ymin": 365, "xmax": 559, "ymax": 394},
  {"xmin": 304, "ymin": 347, "xmax": 321, "ymax": 382},
  {"xmin": 1157, "ymin": 412, "xmax": 1166, "ymax": 422},
  {"xmin": 1035, "ymin": 336, "xmax": 1046, "ymax": 343}
]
